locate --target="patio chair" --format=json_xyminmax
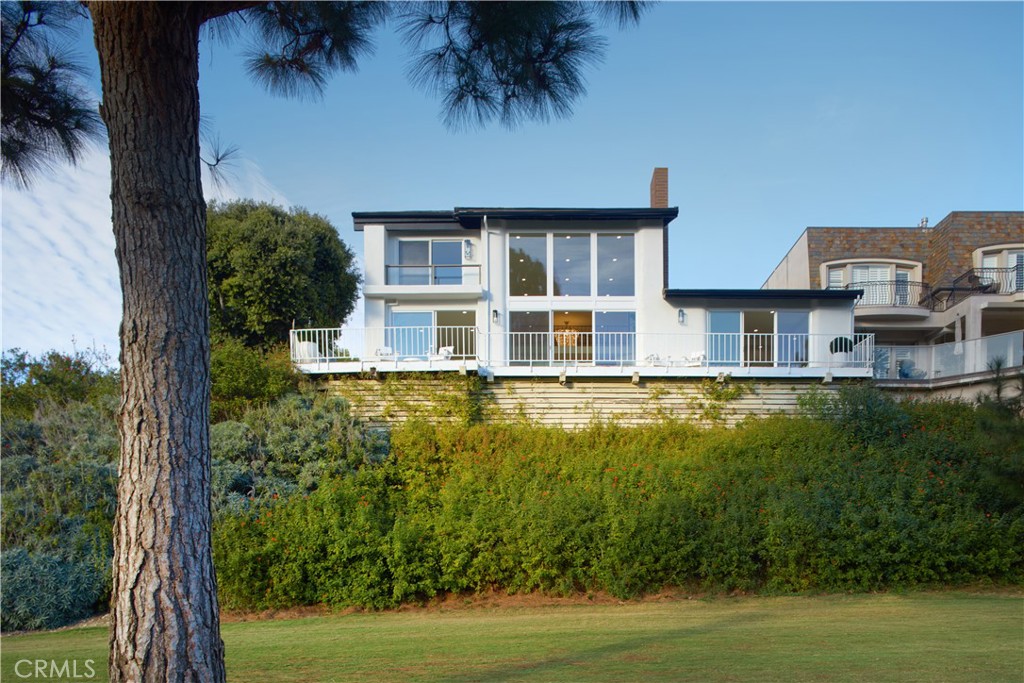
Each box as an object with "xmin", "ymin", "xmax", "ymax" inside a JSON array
[
  {"xmin": 682, "ymin": 352, "xmax": 706, "ymax": 367},
  {"xmin": 429, "ymin": 346, "xmax": 454, "ymax": 361},
  {"xmin": 375, "ymin": 346, "xmax": 396, "ymax": 360}
]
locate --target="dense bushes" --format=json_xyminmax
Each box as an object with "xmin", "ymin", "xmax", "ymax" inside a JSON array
[
  {"xmin": 214, "ymin": 392, "xmax": 1023, "ymax": 610},
  {"xmin": 4, "ymin": 349, "xmax": 1022, "ymax": 630},
  {"xmin": 1, "ymin": 350, "xmax": 119, "ymax": 631},
  {"xmin": 210, "ymin": 339, "xmax": 300, "ymax": 421}
]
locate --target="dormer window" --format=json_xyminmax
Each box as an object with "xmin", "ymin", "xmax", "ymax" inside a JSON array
[
  {"xmin": 824, "ymin": 260, "xmax": 924, "ymax": 306},
  {"xmin": 975, "ymin": 245, "xmax": 1024, "ymax": 292}
]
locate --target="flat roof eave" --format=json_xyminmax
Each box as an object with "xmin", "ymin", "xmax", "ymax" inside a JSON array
[{"xmin": 664, "ymin": 288, "xmax": 863, "ymax": 302}]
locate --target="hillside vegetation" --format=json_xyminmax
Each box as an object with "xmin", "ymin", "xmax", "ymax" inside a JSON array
[{"xmin": 3, "ymin": 349, "xmax": 1022, "ymax": 629}]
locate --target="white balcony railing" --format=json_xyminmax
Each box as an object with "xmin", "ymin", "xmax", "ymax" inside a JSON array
[
  {"xmin": 291, "ymin": 328, "xmax": 874, "ymax": 372},
  {"xmin": 873, "ymin": 330, "xmax": 1024, "ymax": 380},
  {"xmin": 384, "ymin": 264, "xmax": 481, "ymax": 286}
]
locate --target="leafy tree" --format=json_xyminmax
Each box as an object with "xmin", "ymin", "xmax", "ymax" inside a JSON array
[
  {"xmin": 12, "ymin": 2, "xmax": 647, "ymax": 679},
  {"xmin": 1, "ymin": 348, "xmax": 118, "ymax": 421},
  {"xmin": 1, "ymin": 1, "xmax": 102, "ymax": 187},
  {"xmin": 207, "ymin": 200, "xmax": 360, "ymax": 348}
]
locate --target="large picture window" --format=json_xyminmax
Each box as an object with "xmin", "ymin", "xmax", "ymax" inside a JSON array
[
  {"xmin": 597, "ymin": 234, "xmax": 634, "ymax": 296},
  {"xmin": 509, "ymin": 235, "xmax": 547, "ymax": 296},
  {"xmin": 553, "ymin": 234, "xmax": 590, "ymax": 296},
  {"xmin": 508, "ymin": 232, "xmax": 636, "ymax": 298}
]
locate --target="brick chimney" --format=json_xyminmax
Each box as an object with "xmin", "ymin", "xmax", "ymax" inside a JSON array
[{"xmin": 650, "ymin": 167, "xmax": 668, "ymax": 208}]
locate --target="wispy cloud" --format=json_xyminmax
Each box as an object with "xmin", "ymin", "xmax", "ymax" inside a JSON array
[{"xmin": 2, "ymin": 147, "xmax": 289, "ymax": 359}]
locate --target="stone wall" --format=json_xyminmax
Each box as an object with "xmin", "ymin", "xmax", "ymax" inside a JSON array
[
  {"xmin": 802, "ymin": 212, "xmax": 1023, "ymax": 289},
  {"xmin": 804, "ymin": 227, "xmax": 930, "ymax": 287},
  {"xmin": 926, "ymin": 212, "xmax": 1024, "ymax": 286}
]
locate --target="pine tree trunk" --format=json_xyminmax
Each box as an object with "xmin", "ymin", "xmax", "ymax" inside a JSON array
[{"xmin": 90, "ymin": 4, "xmax": 225, "ymax": 681}]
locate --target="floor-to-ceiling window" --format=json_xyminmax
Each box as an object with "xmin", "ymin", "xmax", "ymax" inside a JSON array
[
  {"xmin": 707, "ymin": 311, "xmax": 741, "ymax": 366},
  {"xmin": 594, "ymin": 311, "xmax": 636, "ymax": 365},
  {"xmin": 386, "ymin": 311, "xmax": 433, "ymax": 357},
  {"xmin": 509, "ymin": 311, "xmax": 550, "ymax": 365},
  {"xmin": 777, "ymin": 311, "xmax": 809, "ymax": 367}
]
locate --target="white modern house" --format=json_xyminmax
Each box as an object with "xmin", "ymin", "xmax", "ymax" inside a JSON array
[{"xmin": 291, "ymin": 170, "xmax": 873, "ymax": 383}]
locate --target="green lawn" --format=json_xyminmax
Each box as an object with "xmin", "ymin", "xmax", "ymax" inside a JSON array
[{"xmin": 3, "ymin": 592, "xmax": 1022, "ymax": 682}]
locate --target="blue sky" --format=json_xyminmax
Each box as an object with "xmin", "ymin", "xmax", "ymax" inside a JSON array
[{"xmin": 3, "ymin": 1, "xmax": 1022, "ymax": 358}]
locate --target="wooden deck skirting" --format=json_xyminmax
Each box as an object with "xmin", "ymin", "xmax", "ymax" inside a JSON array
[{"xmin": 321, "ymin": 374, "xmax": 849, "ymax": 428}]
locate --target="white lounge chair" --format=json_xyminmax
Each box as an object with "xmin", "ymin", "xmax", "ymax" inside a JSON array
[{"xmin": 429, "ymin": 346, "xmax": 454, "ymax": 361}]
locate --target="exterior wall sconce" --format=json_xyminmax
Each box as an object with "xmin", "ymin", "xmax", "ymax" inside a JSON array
[
  {"xmin": 631, "ymin": 371, "xmax": 640, "ymax": 385},
  {"xmin": 464, "ymin": 239, "xmax": 473, "ymax": 260},
  {"xmin": 822, "ymin": 372, "xmax": 833, "ymax": 384},
  {"xmin": 677, "ymin": 309, "xmax": 687, "ymax": 325},
  {"xmin": 559, "ymin": 369, "xmax": 567, "ymax": 386},
  {"xmin": 492, "ymin": 309, "xmax": 500, "ymax": 325}
]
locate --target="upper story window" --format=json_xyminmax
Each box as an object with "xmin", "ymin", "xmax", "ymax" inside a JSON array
[
  {"xmin": 554, "ymin": 234, "xmax": 590, "ymax": 296},
  {"xmin": 391, "ymin": 239, "xmax": 464, "ymax": 285},
  {"xmin": 824, "ymin": 260, "xmax": 922, "ymax": 306},
  {"xmin": 509, "ymin": 235, "xmax": 547, "ymax": 295},
  {"xmin": 598, "ymin": 234, "xmax": 635, "ymax": 296},
  {"xmin": 976, "ymin": 244, "xmax": 1024, "ymax": 292},
  {"xmin": 510, "ymin": 232, "xmax": 634, "ymax": 297}
]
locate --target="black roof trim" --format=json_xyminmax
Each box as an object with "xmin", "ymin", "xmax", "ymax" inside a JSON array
[
  {"xmin": 664, "ymin": 288, "xmax": 863, "ymax": 301},
  {"xmin": 454, "ymin": 207, "xmax": 679, "ymax": 224},
  {"xmin": 353, "ymin": 207, "xmax": 679, "ymax": 230}
]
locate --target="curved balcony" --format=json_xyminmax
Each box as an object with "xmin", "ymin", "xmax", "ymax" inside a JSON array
[{"xmin": 844, "ymin": 280, "xmax": 932, "ymax": 320}]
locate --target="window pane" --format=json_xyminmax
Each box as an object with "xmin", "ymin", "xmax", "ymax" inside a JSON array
[
  {"xmin": 594, "ymin": 311, "xmax": 635, "ymax": 365},
  {"xmin": 827, "ymin": 267, "xmax": 844, "ymax": 289},
  {"xmin": 509, "ymin": 311, "xmax": 550, "ymax": 365},
  {"xmin": 432, "ymin": 241, "xmax": 461, "ymax": 265},
  {"xmin": 509, "ymin": 235, "xmax": 547, "ymax": 296},
  {"xmin": 432, "ymin": 241, "xmax": 462, "ymax": 285},
  {"xmin": 553, "ymin": 234, "xmax": 590, "ymax": 296},
  {"xmin": 777, "ymin": 311, "xmax": 808, "ymax": 367},
  {"xmin": 397, "ymin": 241, "xmax": 429, "ymax": 285},
  {"xmin": 708, "ymin": 311, "xmax": 741, "ymax": 366},
  {"xmin": 387, "ymin": 311, "xmax": 432, "ymax": 358},
  {"xmin": 597, "ymin": 235, "xmax": 634, "ymax": 296}
]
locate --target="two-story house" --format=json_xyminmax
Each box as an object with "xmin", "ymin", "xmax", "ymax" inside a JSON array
[
  {"xmin": 291, "ymin": 169, "xmax": 872, "ymax": 386},
  {"xmin": 763, "ymin": 212, "xmax": 1023, "ymax": 390}
]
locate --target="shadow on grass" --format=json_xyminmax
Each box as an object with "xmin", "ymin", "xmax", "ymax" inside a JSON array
[{"xmin": 439, "ymin": 611, "xmax": 762, "ymax": 683}]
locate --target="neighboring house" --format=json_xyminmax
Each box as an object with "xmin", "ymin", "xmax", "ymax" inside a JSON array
[
  {"xmin": 291, "ymin": 169, "xmax": 873, "ymax": 383},
  {"xmin": 763, "ymin": 212, "xmax": 1024, "ymax": 388}
]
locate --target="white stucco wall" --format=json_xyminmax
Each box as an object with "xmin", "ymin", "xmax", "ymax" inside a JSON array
[{"xmin": 763, "ymin": 231, "xmax": 810, "ymax": 289}]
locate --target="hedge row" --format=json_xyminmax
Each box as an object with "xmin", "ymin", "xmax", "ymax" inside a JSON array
[{"xmin": 214, "ymin": 392, "xmax": 1024, "ymax": 610}]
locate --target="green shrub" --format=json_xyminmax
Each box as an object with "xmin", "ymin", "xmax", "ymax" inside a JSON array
[
  {"xmin": 211, "ymin": 339, "xmax": 300, "ymax": 421},
  {"xmin": 1, "ymin": 548, "xmax": 107, "ymax": 631},
  {"xmin": 214, "ymin": 403, "xmax": 1023, "ymax": 611}
]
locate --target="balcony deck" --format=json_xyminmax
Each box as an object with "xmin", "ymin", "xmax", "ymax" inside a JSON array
[{"xmin": 290, "ymin": 327, "xmax": 875, "ymax": 379}]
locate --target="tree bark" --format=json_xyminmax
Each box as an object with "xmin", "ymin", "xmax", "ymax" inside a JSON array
[{"xmin": 90, "ymin": 4, "xmax": 225, "ymax": 681}]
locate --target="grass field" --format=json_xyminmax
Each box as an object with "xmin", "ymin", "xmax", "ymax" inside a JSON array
[{"xmin": 2, "ymin": 592, "xmax": 1021, "ymax": 682}]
